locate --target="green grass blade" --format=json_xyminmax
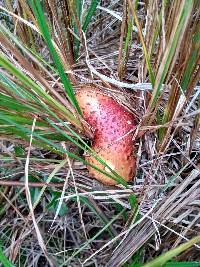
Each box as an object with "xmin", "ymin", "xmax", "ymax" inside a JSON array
[
  {"xmin": 70, "ymin": 193, "xmax": 115, "ymax": 238},
  {"xmin": 121, "ymin": 1, "xmax": 138, "ymax": 75},
  {"xmin": 128, "ymin": 0, "xmax": 155, "ymax": 86},
  {"xmin": 0, "ymin": 113, "xmax": 46, "ymax": 127},
  {"xmin": 82, "ymin": 0, "xmax": 100, "ymax": 32},
  {"xmin": 163, "ymin": 262, "xmax": 200, "ymax": 267},
  {"xmin": 149, "ymin": 0, "xmax": 170, "ymax": 58},
  {"xmin": 73, "ymin": 0, "xmax": 100, "ymax": 60},
  {"xmin": 1, "ymin": 69, "xmax": 124, "ymax": 183},
  {"xmin": 0, "ymin": 92, "xmax": 35, "ymax": 113},
  {"xmin": 0, "ymin": 246, "xmax": 15, "ymax": 267},
  {"xmin": 158, "ymin": 164, "xmax": 188, "ymax": 197},
  {"xmin": 0, "ymin": 113, "xmax": 128, "ymax": 187},
  {"xmin": 45, "ymin": 118, "xmax": 129, "ymax": 187},
  {"xmin": 0, "ymin": 54, "xmax": 134, "ymax": 187},
  {"xmin": 0, "ymin": 23, "xmax": 57, "ymax": 74},
  {"xmin": 29, "ymin": 0, "xmax": 82, "ymax": 114},
  {"xmin": 180, "ymin": 31, "xmax": 200, "ymax": 92},
  {"xmin": 122, "ymin": 17, "xmax": 132, "ymax": 67},
  {"xmin": 32, "ymin": 159, "xmax": 68, "ymax": 209},
  {"xmin": 73, "ymin": 0, "xmax": 83, "ymax": 60},
  {"xmin": 0, "ymin": 71, "xmax": 27, "ymax": 100},
  {"xmin": 142, "ymin": 235, "xmax": 200, "ymax": 267},
  {"xmin": 0, "ymin": 54, "xmax": 82, "ymax": 128},
  {"xmin": 150, "ymin": 0, "xmax": 193, "ymax": 107},
  {"xmin": 60, "ymin": 209, "xmax": 125, "ymax": 266},
  {"xmin": 161, "ymin": 17, "xmax": 199, "ymax": 132}
]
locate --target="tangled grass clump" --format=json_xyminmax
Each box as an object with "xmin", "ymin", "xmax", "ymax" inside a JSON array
[{"xmin": 0, "ymin": 1, "xmax": 199, "ymax": 266}]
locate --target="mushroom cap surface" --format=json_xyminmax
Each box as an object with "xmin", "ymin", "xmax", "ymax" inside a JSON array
[{"xmin": 76, "ymin": 87, "xmax": 136, "ymax": 185}]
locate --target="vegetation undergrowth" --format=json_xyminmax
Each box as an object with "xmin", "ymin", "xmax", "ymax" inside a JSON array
[{"xmin": 0, "ymin": 0, "xmax": 199, "ymax": 266}]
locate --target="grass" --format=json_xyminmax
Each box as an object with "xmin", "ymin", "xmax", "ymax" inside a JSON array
[
  {"xmin": 142, "ymin": 235, "xmax": 200, "ymax": 267},
  {"xmin": 0, "ymin": 0, "xmax": 200, "ymax": 266},
  {"xmin": 0, "ymin": 246, "xmax": 15, "ymax": 267}
]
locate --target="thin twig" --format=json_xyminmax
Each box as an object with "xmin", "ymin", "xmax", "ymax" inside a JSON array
[{"xmin": 0, "ymin": 180, "xmax": 65, "ymax": 188}]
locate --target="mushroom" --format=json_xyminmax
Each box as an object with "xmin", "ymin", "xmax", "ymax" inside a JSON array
[{"xmin": 76, "ymin": 86, "xmax": 136, "ymax": 185}]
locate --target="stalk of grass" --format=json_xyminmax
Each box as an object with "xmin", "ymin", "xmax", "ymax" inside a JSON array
[
  {"xmin": 82, "ymin": 0, "xmax": 100, "ymax": 33},
  {"xmin": 128, "ymin": 0, "xmax": 155, "ymax": 86},
  {"xmin": 163, "ymin": 262, "xmax": 200, "ymax": 267},
  {"xmin": 73, "ymin": 0, "xmax": 100, "ymax": 60},
  {"xmin": 60, "ymin": 0, "xmax": 75, "ymax": 65},
  {"xmin": 45, "ymin": 0, "xmax": 73, "ymax": 73},
  {"xmin": 70, "ymin": 0, "xmax": 82, "ymax": 61},
  {"xmin": 60, "ymin": 208, "xmax": 126, "ymax": 266},
  {"xmin": 118, "ymin": 0, "xmax": 138, "ymax": 80},
  {"xmin": 0, "ymin": 23, "xmax": 78, "ymax": 113},
  {"xmin": 120, "ymin": 15, "xmax": 133, "ymax": 78},
  {"xmin": 158, "ymin": 164, "xmax": 189, "ymax": 197},
  {"xmin": 0, "ymin": 53, "xmax": 82, "ymax": 128},
  {"xmin": 0, "ymin": 246, "xmax": 15, "ymax": 267},
  {"xmin": 159, "ymin": 1, "xmax": 199, "ymax": 146},
  {"xmin": 0, "ymin": 92, "xmax": 36, "ymax": 113},
  {"xmin": 147, "ymin": 0, "xmax": 193, "ymax": 112},
  {"xmin": 136, "ymin": 0, "xmax": 198, "ymax": 149},
  {"xmin": 0, "ymin": 61, "xmax": 134, "ymax": 187},
  {"xmin": 118, "ymin": 0, "xmax": 128, "ymax": 80},
  {"xmin": 70, "ymin": 194, "xmax": 116, "ymax": 238},
  {"xmin": 29, "ymin": 0, "xmax": 81, "ymax": 113},
  {"xmin": 1, "ymin": 112, "xmax": 129, "ymax": 187},
  {"xmin": 189, "ymin": 97, "xmax": 200, "ymax": 154},
  {"xmin": 1, "ymin": 12, "xmax": 67, "ymax": 80},
  {"xmin": 18, "ymin": 1, "xmax": 36, "ymax": 48},
  {"xmin": 142, "ymin": 235, "xmax": 200, "ymax": 267}
]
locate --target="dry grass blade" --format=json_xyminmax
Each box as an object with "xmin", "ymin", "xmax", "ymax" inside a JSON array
[
  {"xmin": 66, "ymin": 154, "xmax": 88, "ymax": 241},
  {"xmin": 128, "ymin": 0, "xmax": 155, "ymax": 86},
  {"xmin": 50, "ymin": 166, "xmax": 70, "ymax": 229},
  {"xmin": 0, "ymin": 30, "xmax": 76, "ymax": 114},
  {"xmin": 24, "ymin": 117, "xmax": 56, "ymax": 267},
  {"xmin": 117, "ymin": 0, "xmax": 128, "ymax": 80},
  {"xmin": 106, "ymin": 167, "xmax": 200, "ymax": 267},
  {"xmin": 0, "ymin": 5, "xmax": 39, "ymax": 33},
  {"xmin": 189, "ymin": 109, "xmax": 200, "ymax": 154},
  {"xmin": 0, "ymin": 0, "xmax": 199, "ymax": 266}
]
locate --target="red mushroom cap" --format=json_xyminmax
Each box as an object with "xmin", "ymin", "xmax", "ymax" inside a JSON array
[{"xmin": 76, "ymin": 86, "xmax": 136, "ymax": 185}]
